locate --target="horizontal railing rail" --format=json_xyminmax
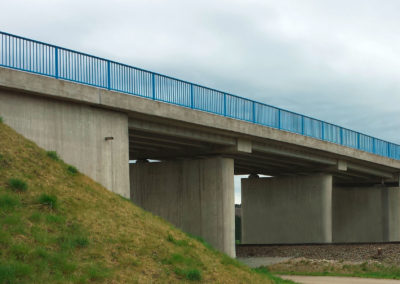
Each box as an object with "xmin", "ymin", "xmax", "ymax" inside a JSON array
[{"xmin": 1, "ymin": 31, "xmax": 399, "ymax": 160}]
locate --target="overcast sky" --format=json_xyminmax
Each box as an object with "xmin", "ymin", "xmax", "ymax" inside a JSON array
[{"xmin": 2, "ymin": 0, "xmax": 400, "ymax": 203}]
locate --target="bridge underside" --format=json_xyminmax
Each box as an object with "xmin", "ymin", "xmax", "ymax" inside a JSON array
[{"xmin": 128, "ymin": 118, "xmax": 399, "ymax": 187}]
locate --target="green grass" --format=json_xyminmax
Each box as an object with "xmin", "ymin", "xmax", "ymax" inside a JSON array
[
  {"xmin": 0, "ymin": 116, "xmax": 3, "ymax": 124},
  {"xmin": 0, "ymin": 121, "xmax": 276, "ymax": 283},
  {"xmin": 255, "ymin": 267, "xmax": 297, "ymax": 283},
  {"xmin": 174, "ymin": 268, "xmax": 202, "ymax": 281},
  {"xmin": 46, "ymin": 151, "xmax": 60, "ymax": 161},
  {"xmin": 8, "ymin": 178, "xmax": 28, "ymax": 192},
  {"xmin": 0, "ymin": 193, "xmax": 19, "ymax": 210},
  {"xmin": 38, "ymin": 194, "xmax": 58, "ymax": 209}
]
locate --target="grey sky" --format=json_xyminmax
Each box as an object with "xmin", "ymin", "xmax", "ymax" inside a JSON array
[{"xmin": 2, "ymin": 0, "xmax": 400, "ymax": 203}]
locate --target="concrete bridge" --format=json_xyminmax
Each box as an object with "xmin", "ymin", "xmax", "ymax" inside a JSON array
[{"xmin": 1, "ymin": 32, "xmax": 400, "ymax": 257}]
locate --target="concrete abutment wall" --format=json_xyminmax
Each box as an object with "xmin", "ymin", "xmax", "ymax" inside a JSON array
[
  {"xmin": 0, "ymin": 90, "xmax": 130, "ymax": 198},
  {"xmin": 130, "ymin": 157, "xmax": 235, "ymax": 257}
]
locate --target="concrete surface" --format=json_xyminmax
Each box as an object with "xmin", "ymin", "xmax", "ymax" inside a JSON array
[
  {"xmin": 130, "ymin": 157, "xmax": 235, "ymax": 257},
  {"xmin": 0, "ymin": 90, "xmax": 130, "ymax": 198},
  {"xmin": 333, "ymin": 186, "xmax": 400, "ymax": 242},
  {"xmin": 236, "ymin": 257, "xmax": 291, "ymax": 268},
  {"xmin": 241, "ymin": 175, "xmax": 332, "ymax": 244},
  {"xmin": 281, "ymin": 275, "xmax": 400, "ymax": 284},
  {"xmin": 1, "ymin": 66, "xmax": 400, "ymax": 173}
]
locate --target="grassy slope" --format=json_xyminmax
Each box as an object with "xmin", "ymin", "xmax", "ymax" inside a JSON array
[{"xmin": 0, "ymin": 121, "xmax": 278, "ymax": 283}]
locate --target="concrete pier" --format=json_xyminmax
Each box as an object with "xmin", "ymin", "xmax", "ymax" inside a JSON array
[
  {"xmin": 333, "ymin": 186, "xmax": 400, "ymax": 242},
  {"xmin": 130, "ymin": 157, "xmax": 235, "ymax": 257},
  {"xmin": 241, "ymin": 174, "xmax": 332, "ymax": 244}
]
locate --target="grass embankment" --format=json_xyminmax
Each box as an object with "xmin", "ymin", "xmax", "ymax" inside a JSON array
[
  {"xmin": 0, "ymin": 119, "xmax": 280, "ymax": 283},
  {"xmin": 269, "ymin": 258, "xmax": 400, "ymax": 280}
]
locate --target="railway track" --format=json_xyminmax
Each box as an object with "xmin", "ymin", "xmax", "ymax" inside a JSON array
[{"xmin": 236, "ymin": 243, "xmax": 400, "ymax": 263}]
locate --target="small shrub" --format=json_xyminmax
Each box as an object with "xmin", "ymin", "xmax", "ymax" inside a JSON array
[
  {"xmin": 8, "ymin": 178, "xmax": 28, "ymax": 192},
  {"xmin": 0, "ymin": 194, "xmax": 19, "ymax": 210},
  {"xmin": 0, "ymin": 116, "xmax": 3, "ymax": 123},
  {"xmin": 67, "ymin": 165, "xmax": 78, "ymax": 175},
  {"xmin": 38, "ymin": 194, "xmax": 58, "ymax": 209},
  {"xmin": 46, "ymin": 151, "xmax": 60, "ymax": 161}
]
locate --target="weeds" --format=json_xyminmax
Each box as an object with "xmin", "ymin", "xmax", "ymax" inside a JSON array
[
  {"xmin": 46, "ymin": 151, "xmax": 60, "ymax": 161},
  {"xmin": 8, "ymin": 178, "xmax": 28, "ymax": 192},
  {"xmin": 67, "ymin": 165, "xmax": 78, "ymax": 175},
  {"xmin": 38, "ymin": 194, "xmax": 58, "ymax": 209},
  {"xmin": 0, "ymin": 194, "xmax": 19, "ymax": 210}
]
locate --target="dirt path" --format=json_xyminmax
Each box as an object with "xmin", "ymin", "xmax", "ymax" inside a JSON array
[{"xmin": 281, "ymin": 275, "xmax": 400, "ymax": 284}]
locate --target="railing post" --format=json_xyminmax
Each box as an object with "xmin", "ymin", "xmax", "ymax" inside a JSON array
[
  {"xmin": 223, "ymin": 93, "xmax": 227, "ymax": 116},
  {"xmin": 54, "ymin": 47, "xmax": 58, "ymax": 79},
  {"xmin": 152, "ymin": 73, "xmax": 155, "ymax": 100},
  {"xmin": 252, "ymin": 101, "xmax": 256, "ymax": 123},
  {"xmin": 373, "ymin": 138, "xmax": 376, "ymax": 154},
  {"xmin": 278, "ymin": 109, "xmax": 281, "ymax": 130},
  {"xmin": 107, "ymin": 61, "xmax": 111, "ymax": 90},
  {"xmin": 301, "ymin": 116, "xmax": 304, "ymax": 135},
  {"xmin": 388, "ymin": 143, "xmax": 391, "ymax": 158},
  {"xmin": 340, "ymin": 128, "xmax": 343, "ymax": 145},
  {"xmin": 190, "ymin": 84, "xmax": 194, "ymax": 109},
  {"xmin": 321, "ymin": 122, "xmax": 325, "ymax": 140},
  {"xmin": 357, "ymin": 133, "xmax": 360, "ymax": 149}
]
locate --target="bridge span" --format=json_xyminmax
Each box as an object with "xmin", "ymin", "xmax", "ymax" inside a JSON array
[{"xmin": 1, "ymin": 32, "xmax": 400, "ymax": 257}]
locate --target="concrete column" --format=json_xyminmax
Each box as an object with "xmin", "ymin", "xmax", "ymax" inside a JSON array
[
  {"xmin": 0, "ymin": 91, "xmax": 130, "ymax": 198},
  {"xmin": 130, "ymin": 157, "xmax": 235, "ymax": 257},
  {"xmin": 333, "ymin": 186, "xmax": 400, "ymax": 242},
  {"xmin": 241, "ymin": 174, "xmax": 332, "ymax": 244}
]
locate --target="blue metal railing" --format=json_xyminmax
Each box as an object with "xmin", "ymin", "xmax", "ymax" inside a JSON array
[{"xmin": 1, "ymin": 31, "xmax": 399, "ymax": 160}]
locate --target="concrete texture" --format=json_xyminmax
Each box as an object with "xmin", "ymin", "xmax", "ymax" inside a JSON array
[
  {"xmin": 0, "ymin": 90, "xmax": 130, "ymax": 198},
  {"xmin": 1, "ymin": 67, "xmax": 400, "ymax": 171},
  {"xmin": 130, "ymin": 157, "xmax": 235, "ymax": 257},
  {"xmin": 241, "ymin": 175, "xmax": 332, "ymax": 244},
  {"xmin": 333, "ymin": 186, "xmax": 400, "ymax": 242}
]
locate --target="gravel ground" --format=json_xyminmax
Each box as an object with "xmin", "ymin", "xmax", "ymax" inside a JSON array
[{"xmin": 236, "ymin": 243, "xmax": 400, "ymax": 264}]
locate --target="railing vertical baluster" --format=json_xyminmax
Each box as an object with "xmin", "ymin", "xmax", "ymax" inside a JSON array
[
  {"xmin": 252, "ymin": 101, "xmax": 256, "ymax": 123},
  {"xmin": 373, "ymin": 138, "xmax": 376, "ymax": 154},
  {"xmin": 54, "ymin": 47, "xmax": 58, "ymax": 79},
  {"xmin": 301, "ymin": 116, "xmax": 304, "ymax": 135},
  {"xmin": 357, "ymin": 133, "xmax": 360, "ymax": 149},
  {"xmin": 321, "ymin": 122, "xmax": 325, "ymax": 140},
  {"xmin": 190, "ymin": 84, "xmax": 194, "ymax": 109},
  {"xmin": 107, "ymin": 61, "xmax": 111, "ymax": 90},
  {"xmin": 223, "ymin": 93, "xmax": 227, "ymax": 116},
  {"xmin": 152, "ymin": 73, "xmax": 155, "ymax": 100},
  {"xmin": 340, "ymin": 128, "xmax": 343, "ymax": 145},
  {"xmin": 278, "ymin": 109, "xmax": 281, "ymax": 130}
]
